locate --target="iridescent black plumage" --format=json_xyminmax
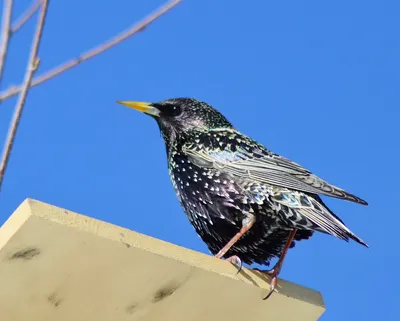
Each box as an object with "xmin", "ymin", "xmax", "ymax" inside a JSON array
[{"xmin": 120, "ymin": 98, "xmax": 368, "ymax": 267}]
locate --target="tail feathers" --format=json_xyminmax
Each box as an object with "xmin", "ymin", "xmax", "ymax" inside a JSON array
[
  {"xmin": 347, "ymin": 232, "xmax": 369, "ymax": 248},
  {"xmin": 273, "ymin": 190, "xmax": 368, "ymax": 247},
  {"xmin": 315, "ymin": 195, "xmax": 369, "ymax": 247},
  {"xmin": 298, "ymin": 198, "xmax": 368, "ymax": 248}
]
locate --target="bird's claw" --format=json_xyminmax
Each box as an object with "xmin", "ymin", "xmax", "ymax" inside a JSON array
[
  {"xmin": 253, "ymin": 267, "xmax": 280, "ymax": 300},
  {"xmin": 263, "ymin": 275, "xmax": 278, "ymax": 300},
  {"xmin": 225, "ymin": 255, "xmax": 243, "ymax": 274}
]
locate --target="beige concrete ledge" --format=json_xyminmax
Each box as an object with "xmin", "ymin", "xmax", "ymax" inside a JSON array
[{"xmin": 0, "ymin": 198, "xmax": 325, "ymax": 321}]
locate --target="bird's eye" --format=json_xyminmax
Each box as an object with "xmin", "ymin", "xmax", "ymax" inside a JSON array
[{"xmin": 164, "ymin": 105, "xmax": 182, "ymax": 117}]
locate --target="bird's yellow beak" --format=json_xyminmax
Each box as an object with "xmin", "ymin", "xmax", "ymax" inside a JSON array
[{"xmin": 116, "ymin": 101, "xmax": 160, "ymax": 117}]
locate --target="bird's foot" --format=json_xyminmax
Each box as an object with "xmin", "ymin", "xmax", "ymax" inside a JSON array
[
  {"xmin": 225, "ymin": 255, "xmax": 243, "ymax": 274},
  {"xmin": 253, "ymin": 264, "xmax": 282, "ymax": 300},
  {"xmin": 252, "ymin": 229, "xmax": 297, "ymax": 300}
]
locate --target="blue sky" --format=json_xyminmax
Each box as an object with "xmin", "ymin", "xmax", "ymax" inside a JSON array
[{"xmin": 1, "ymin": 0, "xmax": 399, "ymax": 320}]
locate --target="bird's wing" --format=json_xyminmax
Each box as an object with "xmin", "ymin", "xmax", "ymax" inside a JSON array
[{"xmin": 183, "ymin": 130, "xmax": 368, "ymax": 205}]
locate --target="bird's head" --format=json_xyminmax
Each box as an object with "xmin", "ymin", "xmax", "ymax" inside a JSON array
[{"xmin": 117, "ymin": 98, "xmax": 233, "ymax": 148}]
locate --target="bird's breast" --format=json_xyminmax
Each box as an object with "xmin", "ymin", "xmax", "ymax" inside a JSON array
[{"xmin": 168, "ymin": 149, "xmax": 244, "ymax": 224}]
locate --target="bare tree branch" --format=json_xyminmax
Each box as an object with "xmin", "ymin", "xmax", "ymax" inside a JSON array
[
  {"xmin": 0, "ymin": 0, "xmax": 182, "ymax": 103},
  {"xmin": 0, "ymin": 0, "xmax": 49, "ymax": 193},
  {"xmin": 0, "ymin": 0, "xmax": 13, "ymax": 85},
  {"xmin": 11, "ymin": 0, "xmax": 41, "ymax": 33}
]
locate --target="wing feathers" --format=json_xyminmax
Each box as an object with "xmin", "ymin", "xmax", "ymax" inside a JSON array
[{"xmin": 183, "ymin": 130, "xmax": 368, "ymax": 205}]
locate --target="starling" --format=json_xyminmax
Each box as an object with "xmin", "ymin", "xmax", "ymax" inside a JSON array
[{"xmin": 117, "ymin": 98, "xmax": 368, "ymax": 298}]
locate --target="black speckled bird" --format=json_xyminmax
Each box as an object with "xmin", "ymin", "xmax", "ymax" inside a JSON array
[{"xmin": 117, "ymin": 97, "xmax": 368, "ymax": 298}]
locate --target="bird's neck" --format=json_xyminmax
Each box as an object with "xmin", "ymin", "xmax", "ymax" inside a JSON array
[
  {"xmin": 163, "ymin": 128, "xmax": 202, "ymax": 160},
  {"xmin": 165, "ymin": 127, "xmax": 239, "ymax": 160}
]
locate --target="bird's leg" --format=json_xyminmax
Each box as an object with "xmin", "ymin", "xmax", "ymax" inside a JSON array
[
  {"xmin": 214, "ymin": 215, "xmax": 256, "ymax": 272},
  {"xmin": 215, "ymin": 216, "xmax": 255, "ymax": 259},
  {"xmin": 254, "ymin": 228, "xmax": 297, "ymax": 300}
]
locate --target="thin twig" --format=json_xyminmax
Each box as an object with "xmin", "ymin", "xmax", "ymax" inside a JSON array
[
  {"xmin": 0, "ymin": 0, "xmax": 49, "ymax": 193},
  {"xmin": 0, "ymin": 0, "xmax": 182, "ymax": 103},
  {"xmin": 11, "ymin": 0, "xmax": 41, "ymax": 33},
  {"xmin": 0, "ymin": 0, "xmax": 13, "ymax": 85}
]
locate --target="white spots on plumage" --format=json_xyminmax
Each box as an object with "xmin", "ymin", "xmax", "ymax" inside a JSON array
[
  {"xmin": 197, "ymin": 211, "xmax": 207, "ymax": 218},
  {"xmin": 164, "ymin": 128, "xmax": 319, "ymax": 266},
  {"xmin": 198, "ymin": 197, "xmax": 208, "ymax": 206},
  {"xmin": 188, "ymin": 201, "xmax": 197, "ymax": 209}
]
